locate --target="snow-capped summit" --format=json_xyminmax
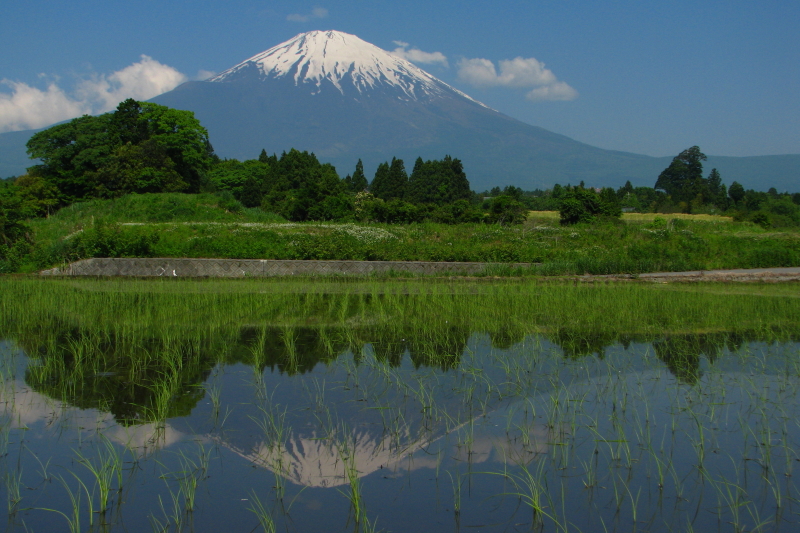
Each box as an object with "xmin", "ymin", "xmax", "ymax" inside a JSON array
[{"xmin": 210, "ymin": 30, "xmax": 483, "ymax": 105}]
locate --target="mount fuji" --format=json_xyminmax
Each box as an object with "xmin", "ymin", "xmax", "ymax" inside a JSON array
[
  {"xmin": 3, "ymin": 30, "xmax": 798, "ymax": 190},
  {"xmin": 150, "ymin": 30, "xmax": 668, "ymax": 190}
]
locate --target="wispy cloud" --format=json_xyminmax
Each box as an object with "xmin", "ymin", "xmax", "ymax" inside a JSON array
[
  {"xmin": 390, "ymin": 41, "xmax": 448, "ymax": 67},
  {"xmin": 195, "ymin": 70, "xmax": 216, "ymax": 81},
  {"xmin": 287, "ymin": 7, "xmax": 328, "ymax": 22},
  {"xmin": 0, "ymin": 55, "xmax": 188, "ymax": 133},
  {"xmin": 457, "ymin": 56, "xmax": 577, "ymax": 101}
]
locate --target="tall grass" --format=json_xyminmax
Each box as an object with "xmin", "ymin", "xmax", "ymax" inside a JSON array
[{"xmin": 14, "ymin": 193, "xmax": 800, "ymax": 273}]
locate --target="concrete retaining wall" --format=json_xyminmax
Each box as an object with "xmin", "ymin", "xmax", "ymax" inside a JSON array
[{"xmin": 40, "ymin": 258, "xmax": 533, "ymax": 277}]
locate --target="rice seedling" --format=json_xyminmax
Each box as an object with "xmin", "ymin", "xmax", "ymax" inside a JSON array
[
  {"xmin": 38, "ymin": 473, "xmax": 92, "ymax": 533},
  {"xmin": 246, "ymin": 489, "xmax": 277, "ymax": 533},
  {"xmin": 4, "ymin": 467, "xmax": 23, "ymax": 513},
  {"xmin": 337, "ymin": 428, "xmax": 366, "ymax": 526}
]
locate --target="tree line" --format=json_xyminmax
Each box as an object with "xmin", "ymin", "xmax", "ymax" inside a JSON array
[
  {"xmin": 481, "ymin": 146, "xmax": 800, "ymax": 227},
  {"xmin": 3, "ymin": 98, "xmax": 526, "ymax": 226},
  {"xmin": 3, "ymin": 101, "xmax": 800, "ymax": 269}
]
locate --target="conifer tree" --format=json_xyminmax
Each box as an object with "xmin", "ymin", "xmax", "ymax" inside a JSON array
[
  {"xmin": 369, "ymin": 162, "xmax": 391, "ymax": 199},
  {"xmin": 371, "ymin": 159, "xmax": 407, "ymax": 201},
  {"xmin": 386, "ymin": 157, "xmax": 408, "ymax": 200},
  {"xmin": 349, "ymin": 159, "xmax": 368, "ymax": 192}
]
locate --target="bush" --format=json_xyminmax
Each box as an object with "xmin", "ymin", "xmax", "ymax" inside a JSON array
[
  {"xmin": 559, "ymin": 188, "xmax": 621, "ymax": 225},
  {"xmin": 483, "ymin": 196, "xmax": 527, "ymax": 225}
]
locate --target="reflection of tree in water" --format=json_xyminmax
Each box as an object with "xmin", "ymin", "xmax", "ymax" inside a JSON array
[
  {"xmin": 15, "ymin": 309, "xmax": 796, "ymax": 425},
  {"xmin": 545, "ymin": 328, "xmax": 775, "ymax": 384},
  {"xmin": 653, "ymin": 333, "xmax": 742, "ymax": 384},
  {"xmin": 547, "ymin": 328, "xmax": 624, "ymax": 359},
  {"xmin": 489, "ymin": 327, "xmax": 527, "ymax": 350},
  {"xmin": 19, "ymin": 317, "xmax": 216, "ymax": 425},
  {"xmin": 239, "ymin": 323, "xmax": 471, "ymax": 373},
  {"xmin": 237, "ymin": 325, "xmax": 353, "ymax": 375}
]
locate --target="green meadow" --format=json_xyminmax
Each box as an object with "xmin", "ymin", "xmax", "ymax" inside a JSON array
[{"xmin": 7, "ymin": 192, "xmax": 799, "ymax": 275}]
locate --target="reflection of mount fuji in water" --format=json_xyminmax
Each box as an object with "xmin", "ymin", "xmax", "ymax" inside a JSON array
[{"xmin": 213, "ymin": 402, "xmax": 553, "ymax": 488}]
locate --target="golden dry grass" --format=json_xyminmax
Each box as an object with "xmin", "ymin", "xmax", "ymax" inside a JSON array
[{"xmin": 526, "ymin": 211, "xmax": 733, "ymax": 223}]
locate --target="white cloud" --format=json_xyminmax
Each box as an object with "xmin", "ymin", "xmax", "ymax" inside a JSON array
[
  {"xmin": 457, "ymin": 56, "xmax": 577, "ymax": 101},
  {"xmin": 287, "ymin": 7, "xmax": 328, "ymax": 22},
  {"xmin": 390, "ymin": 42, "xmax": 448, "ymax": 67},
  {"xmin": 0, "ymin": 80, "xmax": 91, "ymax": 132},
  {"xmin": 0, "ymin": 55, "xmax": 189, "ymax": 133},
  {"xmin": 526, "ymin": 81, "xmax": 579, "ymax": 102},
  {"xmin": 76, "ymin": 55, "xmax": 188, "ymax": 112}
]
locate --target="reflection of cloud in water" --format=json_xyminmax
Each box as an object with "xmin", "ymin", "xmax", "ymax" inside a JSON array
[
  {"xmin": 451, "ymin": 423, "xmax": 552, "ymax": 465},
  {"xmin": 0, "ymin": 380, "xmax": 183, "ymax": 450}
]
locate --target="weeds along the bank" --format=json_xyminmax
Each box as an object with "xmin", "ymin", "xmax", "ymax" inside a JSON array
[{"xmin": 17, "ymin": 203, "xmax": 800, "ymax": 273}]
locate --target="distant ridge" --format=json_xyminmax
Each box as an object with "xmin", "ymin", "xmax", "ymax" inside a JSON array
[{"xmin": 2, "ymin": 30, "xmax": 798, "ymax": 191}]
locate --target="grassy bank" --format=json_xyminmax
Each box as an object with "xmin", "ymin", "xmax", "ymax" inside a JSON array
[{"xmin": 8, "ymin": 193, "xmax": 800, "ymax": 274}]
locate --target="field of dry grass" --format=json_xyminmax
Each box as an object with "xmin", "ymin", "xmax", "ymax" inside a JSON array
[{"xmin": 527, "ymin": 211, "xmax": 733, "ymax": 223}]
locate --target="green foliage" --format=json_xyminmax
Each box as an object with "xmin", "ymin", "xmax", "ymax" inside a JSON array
[
  {"xmin": 728, "ymin": 181, "xmax": 745, "ymax": 205},
  {"xmin": 407, "ymin": 155, "xmax": 471, "ymax": 205},
  {"xmin": 370, "ymin": 158, "xmax": 408, "ymax": 201},
  {"xmin": 483, "ymin": 196, "xmax": 528, "ymax": 225},
  {"xmin": 0, "ymin": 181, "xmax": 31, "ymax": 249},
  {"xmin": 343, "ymin": 159, "xmax": 368, "ymax": 193},
  {"xmin": 654, "ymin": 146, "xmax": 708, "ymax": 208},
  {"xmin": 26, "ymin": 99, "xmax": 214, "ymax": 202},
  {"xmin": 559, "ymin": 186, "xmax": 621, "ymax": 225},
  {"xmin": 33, "ymin": 219, "xmax": 161, "ymax": 267}
]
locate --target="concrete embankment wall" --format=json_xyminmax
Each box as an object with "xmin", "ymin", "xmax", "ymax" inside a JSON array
[{"xmin": 40, "ymin": 258, "xmax": 532, "ymax": 277}]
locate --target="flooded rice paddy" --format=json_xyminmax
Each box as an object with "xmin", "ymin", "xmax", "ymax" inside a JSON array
[{"xmin": 1, "ymin": 278, "xmax": 799, "ymax": 532}]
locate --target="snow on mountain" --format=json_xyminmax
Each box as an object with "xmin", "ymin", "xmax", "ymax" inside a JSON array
[{"xmin": 210, "ymin": 30, "xmax": 488, "ymax": 107}]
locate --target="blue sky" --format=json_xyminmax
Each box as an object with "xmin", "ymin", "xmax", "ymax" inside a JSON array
[{"xmin": 1, "ymin": 0, "xmax": 798, "ymax": 157}]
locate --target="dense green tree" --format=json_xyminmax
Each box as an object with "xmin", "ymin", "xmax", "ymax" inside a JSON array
[
  {"xmin": 559, "ymin": 187, "xmax": 621, "ymax": 225},
  {"xmin": 12, "ymin": 173, "xmax": 60, "ymax": 217},
  {"xmin": 26, "ymin": 99, "xmax": 214, "ymax": 201},
  {"xmin": 484, "ymin": 196, "xmax": 527, "ymax": 225},
  {"xmin": 370, "ymin": 158, "xmax": 407, "ymax": 200},
  {"xmin": 0, "ymin": 182, "xmax": 30, "ymax": 247},
  {"xmin": 407, "ymin": 155, "xmax": 471, "ymax": 205},
  {"xmin": 706, "ymin": 168, "xmax": 727, "ymax": 208},
  {"xmin": 654, "ymin": 146, "xmax": 708, "ymax": 208},
  {"xmin": 617, "ymin": 180, "xmax": 634, "ymax": 200},
  {"xmin": 728, "ymin": 181, "xmax": 745, "ymax": 205},
  {"xmin": 369, "ymin": 161, "xmax": 391, "ymax": 199},
  {"xmin": 344, "ymin": 159, "xmax": 368, "ymax": 193}
]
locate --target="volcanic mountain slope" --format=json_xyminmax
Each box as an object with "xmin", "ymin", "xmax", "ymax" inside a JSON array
[
  {"xmin": 148, "ymin": 31, "xmax": 665, "ymax": 190},
  {"xmin": 2, "ymin": 30, "xmax": 797, "ymax": 190}
]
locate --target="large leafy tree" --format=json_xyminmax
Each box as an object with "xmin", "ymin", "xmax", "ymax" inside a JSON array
[
  {"xmin": 654, "ymin": 146, "xmax": 708, "ymax": 207},
  {"xmin": 26, "ymin": 99, "xmax": 214, "ymax": 202},
  {"xmin": 0, "ymin": 181, "xmax": 30, "ymax": 248}
]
